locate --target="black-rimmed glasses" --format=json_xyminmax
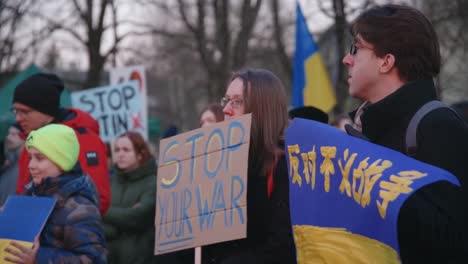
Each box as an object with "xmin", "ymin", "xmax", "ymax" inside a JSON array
[
  {"xmin": 10, "ymin": 107, "xmax": 33, "ymax": 117},
  {"xmin": 220, "ymin": 97, "xmax": 243, "ymax": 108}
]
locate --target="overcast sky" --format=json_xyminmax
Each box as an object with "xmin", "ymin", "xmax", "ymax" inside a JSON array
[{"xmin": 32, "ymin": 0, "xmax": 387, "ymax": 72}]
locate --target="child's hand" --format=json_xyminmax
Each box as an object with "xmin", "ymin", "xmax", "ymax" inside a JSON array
[{"xmin": 4, "ymin": 236, "xmax": 40, "ymax": 264}]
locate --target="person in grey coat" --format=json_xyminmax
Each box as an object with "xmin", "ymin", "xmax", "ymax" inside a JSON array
[{"xmin": 0, "ymin": 123, "xmax": 24, "ymax": 206}]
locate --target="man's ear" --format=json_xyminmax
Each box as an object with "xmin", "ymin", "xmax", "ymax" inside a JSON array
[{"xmin": 379, "ymin": 54, "xmax": 396, "ymax": 74}]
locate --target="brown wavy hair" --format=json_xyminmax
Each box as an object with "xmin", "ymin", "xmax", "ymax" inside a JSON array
[
  {"xmin": 117, "ymin": 131, "xmax": 153, "ymax": 166},
  {"xmin": 200, "ymin": 103, "xmax": 224, "ymax": 124}
]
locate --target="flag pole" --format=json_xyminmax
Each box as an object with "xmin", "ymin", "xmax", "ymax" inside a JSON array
[{"xmin": 195, "ymin": 247, "xmax": 202, "ymax": 264}]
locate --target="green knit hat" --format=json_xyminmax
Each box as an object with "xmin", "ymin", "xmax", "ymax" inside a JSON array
[{"xmin": 26, "ymin": 124, "xmax": 79, "ymax": 171}]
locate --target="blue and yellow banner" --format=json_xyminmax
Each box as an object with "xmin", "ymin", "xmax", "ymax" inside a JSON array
[
  {"xmin": 286, "ymin": 118, "xmax": 460, "ymax": 263},
  {"xmin": 0, "ymin": 195, "xmax": 56, "ymax": 261},
  {"xmin": 292, "ymin": 3, "xmax": 336, "ymax": 113}
]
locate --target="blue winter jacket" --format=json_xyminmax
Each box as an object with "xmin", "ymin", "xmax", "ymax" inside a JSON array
[{"xmin": 24, "ymin": 164, "xmax": 107, "ymax": 263}]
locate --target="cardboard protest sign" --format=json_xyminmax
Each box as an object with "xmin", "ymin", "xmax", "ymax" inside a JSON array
[
  {"xmin": 155, "ymin": 114, "xmax": 251, "ymax": 255},
  {"xmin": 71, "ymin": 81, "xmax": 143, "ymax": 142},
  {"xmin": 286, "ymin": 118, "xmax": 460, "ymax": 263},
  {"xmin": 110, "ymin": 65, "xmax": 148, "ymax": 139}
]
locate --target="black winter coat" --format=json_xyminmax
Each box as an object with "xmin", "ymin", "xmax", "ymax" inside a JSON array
[
  {"xmin": 350, "ymin": 79, "xmax": 468, "ymax": 263},
  {"xmin": 202, "ymin": 156, "xmax": 297, "ymax": 264}
]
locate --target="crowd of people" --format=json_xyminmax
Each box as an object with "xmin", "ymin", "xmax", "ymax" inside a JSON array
[{"xmin": 0, "ymin": 3, "xmax": 467, "ymax": 264}]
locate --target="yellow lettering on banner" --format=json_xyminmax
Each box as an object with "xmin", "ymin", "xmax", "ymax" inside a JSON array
[
  {"xmin": 352, "ymin": 159, "xmax": 366, "ymax": 204},
  {"xmin": 377, "ymin": 171, "xmax": 427, "ymax": 219},
  {"xmin": 161, "ymin": 142, "xmax": 180, "ymax": 187},
  {"xmin": 338, "ymin": 149, "xmax": 356, "ymax": 197},
  {"xmin": 320, "ymin": 147, "xmax": 336, "ymax": 192},
  {"xmin": 360, "ymin": 159, "xmax": 392, "ymax": 208},
  {"xmin": 352, "ymin": 158, "xmax": 392, "ymax": 208},
  {"xmin": 301, "ymin": 153, "xmax": 310, "ymax": 185},
  {"xmin": 307, "ymin": 147, "xmax": 317, "ymax": 190},
  {"xmin": 288, "ymin": 145, "xmax": 302, "ymax": 186},
  {"xmin": 301, "ymin": 147, "xmax": 317, "ymax": 189}
]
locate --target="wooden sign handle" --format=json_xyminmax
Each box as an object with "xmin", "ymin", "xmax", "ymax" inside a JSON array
[{"xmin": 195, "ymin": 247, "xmax": 202, "ymax": 264}]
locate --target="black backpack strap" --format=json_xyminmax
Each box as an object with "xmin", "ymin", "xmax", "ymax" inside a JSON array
[
  {"xmin": 345, "ymin": 124, "xmax": 370, "ymax": 142},
  {"xmin": 405, "ymin": 100, "xmax": 461, "ymax": 157}
]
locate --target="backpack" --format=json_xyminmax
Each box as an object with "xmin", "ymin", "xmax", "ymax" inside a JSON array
[
  {"xmin": 405, "ymin": 100, "xmax": 463, "ymax": 157},
  {"xmin": 345, "ymin": 100, "xmax": 463, "ymax": 157}
]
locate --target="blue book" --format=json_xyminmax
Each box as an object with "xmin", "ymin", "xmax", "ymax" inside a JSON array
[{"xmin": 0, "ymin": 195, "xmax": 56, "ymax": 261}]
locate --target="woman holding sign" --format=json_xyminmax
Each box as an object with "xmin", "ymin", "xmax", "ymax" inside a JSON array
[
  {"xmin": 202, "ymin": 69, "xmax": 296, "ymax": 263},
  {"xmin": 103, "ymin": 131, "xmax": 157, "ymax": 264}
]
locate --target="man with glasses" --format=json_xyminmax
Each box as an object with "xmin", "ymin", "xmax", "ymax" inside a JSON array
[
  {"xmin": 11, "ymin": 73, "xmax": 110, "ymax": 215},
  {"xmin": 343, "ymin": 4, "xmax": 468, "ymax": 263}
]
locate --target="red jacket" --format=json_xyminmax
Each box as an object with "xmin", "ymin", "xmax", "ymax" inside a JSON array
[{"xmin": 16, "ymin": 108, "xmax": 110, "ymax": 214}]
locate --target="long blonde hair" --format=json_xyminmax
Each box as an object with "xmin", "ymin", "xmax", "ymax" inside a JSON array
[{"xmin": 229, "ymin": 69, "xmax": 289, "ymax": 177}]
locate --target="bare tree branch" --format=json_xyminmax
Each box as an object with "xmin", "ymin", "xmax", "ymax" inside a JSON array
[
  {"xmin": 213, "ymin": 0, "xmax": 230, "ymax": 65},
  {"xmin": 0, "ymin": 0, "xmax": 37, "ymax": 71},
  {"xmin": 232, "ymin": 0, "xmax": 262, "ymax": 69},
  {"xmin": 97, "ymin": 0, "xmax": 109, "ymax": 34},
  {"xmin": 71, "ymin": 0, "xmax": 87, "ymax": 23},
  {"xmin": 177, "ymin": 0, "xmax": 196, "ymax": 33},
  {"xmin": 27, "ymin": 9, "xmax": 87, "ymax": 44},
  {"xmin": 317, "ymin": 0, "xmax": 334, "ymax": 18},
  {"xmin": 271, "ymin": 0, "xmax": 292, "ymax": 81}
]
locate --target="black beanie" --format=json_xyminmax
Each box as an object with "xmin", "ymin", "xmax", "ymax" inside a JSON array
[{"xmin": 13, "ymin": 73, "xmax": 64, "ymax": 117}]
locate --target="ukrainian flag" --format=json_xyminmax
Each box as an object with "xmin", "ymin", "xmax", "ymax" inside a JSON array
[{"xmin": 292, "ymin": 3, "xmax": 336, "ymax": 113}]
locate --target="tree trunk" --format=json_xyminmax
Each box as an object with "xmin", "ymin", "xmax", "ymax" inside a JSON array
[
  {"xmin": 332, "ymin": 0, "xmax": 347, "ymax": 114},
  {"xmin": 271, "ymin": 0, "xmax": 292, "ymax": 84}
]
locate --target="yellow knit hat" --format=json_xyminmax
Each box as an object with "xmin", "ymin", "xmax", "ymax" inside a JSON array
[{"xmin": 26, "ymin": 124, "xmax": 79, "ymax": 171}]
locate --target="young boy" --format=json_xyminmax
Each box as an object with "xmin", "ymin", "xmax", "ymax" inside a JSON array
[{"xmin": 3, "ymin": 124, "xmax": 107, "ymax": 263}]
